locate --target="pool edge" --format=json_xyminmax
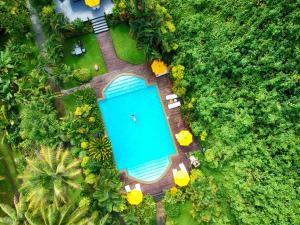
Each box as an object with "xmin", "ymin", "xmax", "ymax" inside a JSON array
[{"xmin": 97, "ymin": 73, "xmax": 180, "ymax": 184}]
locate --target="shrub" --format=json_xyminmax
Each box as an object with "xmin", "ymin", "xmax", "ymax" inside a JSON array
[
  {"xmin": 88, "ymin": 137, "xmax": 112, "ymax": 161},
  {"xmin": 73, "ymin": 68, "xmax": 92, "ymax": 83},
  {"xmin": 123, "ymin": 195, "xmax": 156, "ymax": 225},
  {"xmin": 162, "ymin": 187, "xmax": 186, "ymax": 219},
  {"xmin": 19, "ymin": 99, "xmax": 61, "ymax": 151}
]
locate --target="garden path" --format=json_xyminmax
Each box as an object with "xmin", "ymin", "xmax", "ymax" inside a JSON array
[{"xmin": 97, "ymin": 31, "xmax": 132, "ymax": 72}]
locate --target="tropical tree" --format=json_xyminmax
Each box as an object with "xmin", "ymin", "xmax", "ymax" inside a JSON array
[
  {"xmin": 19, "ymin": 147, "xmax": 81, "ymax": 209},
  {"xmin": 19, "ymin": 99, "xmax": 61, "ymax": 151},
  {"xmin": 0, "ymin": 195, "xmax": 29, "ymax": 225},
  {"xmin": 0, "ymin": 195, "xmax": 108, "ymax": 225},
  {"xmin": 92, "ymin": 169, "xmax": 125, "ymax": 216},
  {"xmin": 27, "ymin": 204, "xmax": 94, "ymax": 225}
]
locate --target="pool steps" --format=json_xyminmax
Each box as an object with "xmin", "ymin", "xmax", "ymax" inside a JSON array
[
  {"xmin": 127, "ymin": 157, "xmax": 170, "ymax": 182},
  {"xmin": 104, "ymin": 76, "xmax": 147, "ymax": 99}
]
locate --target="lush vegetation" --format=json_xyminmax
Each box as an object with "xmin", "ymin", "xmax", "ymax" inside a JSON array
[
  {"xmin": 1, "ymin": 0, "xmax": 299, "ymax": 224},
  {"xmin": 110, "ymin": 23, "xmax": 145, "ymax": 64},
  {"xmin": 0, "ymin": 0, "xmax": 157, "ymax": 224},
  {"xmin": 113, "ymin": 0, "xmax": 300, "ymax": 224},
  {"xmin": 63, "ymin": 34, "xmax": 107, "ymax": 89}
]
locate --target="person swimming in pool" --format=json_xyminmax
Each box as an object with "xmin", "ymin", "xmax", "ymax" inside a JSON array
[{"xmin": 131, "ymin": 113, "xmax": 137, "ymax": 122}]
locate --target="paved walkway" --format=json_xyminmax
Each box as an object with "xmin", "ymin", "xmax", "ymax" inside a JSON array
[
  {"xmin": 90, "ymin": 32, "xmax": 199, "ymax": 196},
  {"xmin": 97, "ymin": 31, "xmax": 137, "ymax": 72}
]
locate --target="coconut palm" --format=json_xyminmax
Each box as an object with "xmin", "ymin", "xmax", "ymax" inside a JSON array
[
  {"xmin": 27, "ymin": 204, "xmax": 94, "ymax": 225},
  {"xmin": 0, "ymin": 195, "xmax": 29, "ymax": 225},
  {"xmin": 19, "ymin": 147, "xmax": 81, "ymax": 209}
]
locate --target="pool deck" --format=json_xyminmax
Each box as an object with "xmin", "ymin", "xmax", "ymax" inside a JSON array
[{"xmin": 89, "ymin": 31, "xmax": 199, "ymax": 196}]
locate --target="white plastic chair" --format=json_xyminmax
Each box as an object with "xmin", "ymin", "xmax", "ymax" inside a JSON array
[
  {"xmin": 189, "ymin": 156, "xmax": 200, "ymax": 167},
  {"xmin": 172, "ymin": 169, "xmax": 178, "ymax": 176},
  {"xmin": 179, "ymin": 163, "xmax": 187, "ymax": 173},
  {"xmin": 168, "ymin": 101, "xmax": 181, "ymax": 109},
  {"xmin": 125, "ymin": 185, "xmax": 131, "ymax": 192},
  {"xmin": 166, "ymin": 94, "xmax": 178, "ymax": 101},
  {"xmin": 135, "ymin": 183, "xmax": 141, "ymax": 191}
]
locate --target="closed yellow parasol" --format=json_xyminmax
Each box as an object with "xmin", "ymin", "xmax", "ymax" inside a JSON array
[
  {"xmin": 85, "ymin": 0, "xmax": 100, "ymax": 8},
  {"xmin": 127, "ymin": 189, "xmax": 143, "ymax": 205},
  {"xmin": 175, "ymin": 130, "xmax": 193, "ymax": 146},
  {"xmin": 151, "ymin": 60, "xmax": 168, "ymax": 76},
  {"xmin": 174, "ymin": 170, "xmax": 190, "ymax": 187}
]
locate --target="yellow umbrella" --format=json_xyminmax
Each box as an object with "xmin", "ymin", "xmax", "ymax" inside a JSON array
[
  {"xmin": 85, "ymin": 0, "xmax": 100, "ymax": 8},
  {"xmin": 151, "ymin": 60, "xmax": 167, "ymax": 76},
  {"xmin": 174, "ymin": 170, "xmax": 190, "ymax": 187},
  {"xmin": 127, "ymin": 189, "xmax": 143, "ymax": 205},
  {"xmin": 176, "ymin": 130, "xmax": 193, "ymax": 146}
]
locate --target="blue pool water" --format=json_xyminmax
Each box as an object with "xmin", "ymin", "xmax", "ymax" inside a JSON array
[{"xmin": 98, "ymin": 75, "xmax": 176, "ymax": 182}]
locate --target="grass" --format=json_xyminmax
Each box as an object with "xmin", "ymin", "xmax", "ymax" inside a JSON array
[
  {"xmin": 0, "ymin": 144, "xmax": 18, "ymax": 216},
  {"xmin": 63, "ymin": 34, "xmax": 107, "ymax": 89},
  {"xmin": 110, "ymin": 23, "xmax": 145, "ymax": 64},
  {"xmin": 62, "ymin": 92, "xmax": 81, "ymax": 115},
  {"xmin": 166, "ymin": 201, "xmax": 198, "ymax": 225}
]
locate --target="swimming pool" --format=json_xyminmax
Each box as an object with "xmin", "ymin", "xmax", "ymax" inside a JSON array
[{"xmin": 98, "ymin": 75, "xmax": 176, "ymax": 182}]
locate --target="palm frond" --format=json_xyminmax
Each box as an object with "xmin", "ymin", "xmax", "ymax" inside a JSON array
[{"xmin": 0, "ymin": 203, "xmax": 16, "ymax": 219}]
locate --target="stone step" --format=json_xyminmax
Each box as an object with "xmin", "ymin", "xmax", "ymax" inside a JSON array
[{"xmin": 91, "ymin": 16, "xmax": 109, "ymax": 34}]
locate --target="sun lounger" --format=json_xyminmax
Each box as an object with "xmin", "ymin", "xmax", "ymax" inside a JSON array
[
  {"xmin": 125, "ymin": 185, "xmax": 131, "ymax": 192},
  {"xmin": 179, "ymin": 163, "xmax": 188, "ymax": 173},
  {"xmin": 189, "ymin": 156, "xmax": 200, "ymax": 167},
  {"xmin": 135, "ymin": 183, "xmax": 141, "ymax": 191},
  {"xmin": 172, "ymin": 169, "xmax": 178, "ymax": 176},
  {"xmin": 168, "ymin": 101, "xmax": 181, "ymax": 109},
  {"xmin": 166, "ymin": 94, "xmax": 178, "ymax": 101}
]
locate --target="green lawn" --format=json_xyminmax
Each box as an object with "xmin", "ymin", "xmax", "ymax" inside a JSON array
[
  {"xmin": 110, "ymin": 23, "xmax": 145, "ymax": 64},
  {"xmin": 63, "ymin": 34, "xmax": 107, "ymax": 89},
  {"xmin": 166, "ymin": 201, "xmax": 198, "ymax": 225},
  {"xmin": 62, "ymin": 92, "xmax": 81, "ymax": 115}
]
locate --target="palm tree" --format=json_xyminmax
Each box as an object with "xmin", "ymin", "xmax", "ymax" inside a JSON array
[
  {"xmin": 19, "ymin": 147, "xmax": 81, "ymax": 209},
  {"xmin": 0, "ymin": 196, "xmax": 108, "ymax": 225},
  {"xmin": 0, "ymin": 195, "xmax": 29, "ymax": 225},
  {"xmin": 27, "ymin": 204, "xmax": 94, "ymax": 225}
]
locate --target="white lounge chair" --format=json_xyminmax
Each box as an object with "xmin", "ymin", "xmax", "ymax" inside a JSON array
[
  {"xmin": 179, "ymin": 163, "xmax": 188, "ymax": 173},
  {"xmin": 168, "ymin": 101, "xmax": 181, "ymax": 109},
  {"xmin": 135, "ymin": 183, "xmax": 141, "ymax": 191},
  {"xmin": 172, "ymin": 169, "xmax": 178, "ymax": 176},
  {"xmin": 166, "ymin": 94, "xmax": 178, "ymax": 101},
  {"xmin": 125, "ymin": 185, "xmax": 131, "ymax": 192},
  {"xmin": 189, "ymin": 155, "xmax": 200, "ymax": 167}
]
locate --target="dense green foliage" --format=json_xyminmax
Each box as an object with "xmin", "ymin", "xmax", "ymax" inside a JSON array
[
  {"xmin": 113, "ymin": 0, "xmax": 300, "ymax": 224},
  {"xmin": 167, "ymin": 0, "xmax": 299, "ymax": 224},
  {"xmin": 19, "ymin": 147, "xmax": 81, "ymax": 209},
  {"xmin": 112, "ymin": 0, "xmax": 177, "ymax": 61},
  {"xmin": 123, "ymin": 195, "xmax": 156, "ymax": 225}
]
